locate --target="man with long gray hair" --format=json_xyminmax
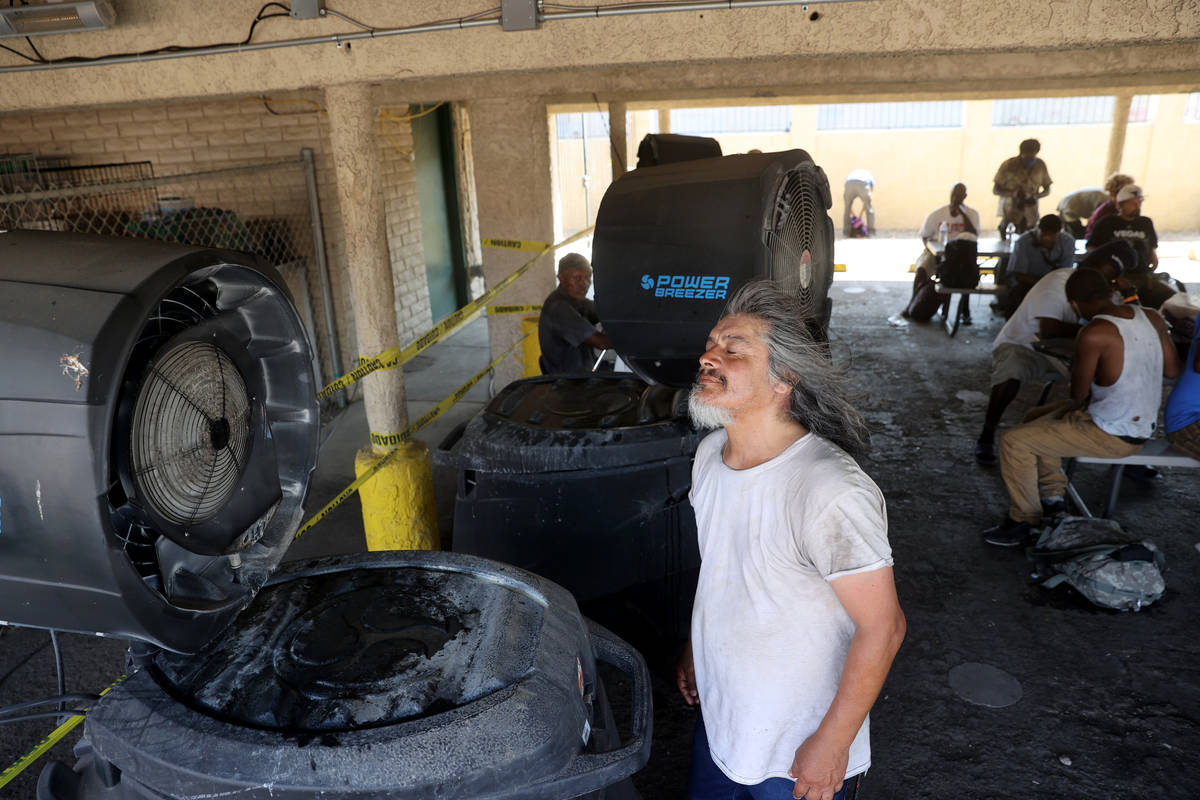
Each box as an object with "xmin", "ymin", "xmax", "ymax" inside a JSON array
[{"xmin": 677, "ymin": 280, "xmax": 905, "ymax": 800}]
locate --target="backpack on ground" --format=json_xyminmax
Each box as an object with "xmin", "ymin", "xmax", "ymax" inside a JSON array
[
  {"xmin": 937, "ymin": 239, "xmax": 979, "ymax": 289},
  {"xmin": 1029, "ymin": 516, "xmax": 1165, "ymax": 612},
  {"xmin": 904, "ymin": 273, "xmax": 942, "ymax": 321}
]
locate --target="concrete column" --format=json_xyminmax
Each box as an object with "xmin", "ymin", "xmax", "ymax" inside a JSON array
[
  {"xmin": 327, "ymin": 84, "xmax": 438, "ymax": 552},
  {"xmin": 470, "ymin": 97, "xmax": 556, "ymax": 390},
  {"xmin": 325, "ymin": 83, "xmax": 408, "ymax": 442},
  {"xmin": 608, "ymin": 100, "xmax": 629, "ymax": 182},
  {"xmin": 659, "ymin": 108, "xmax": 672, "ymax": 134},
  {"xmin": 1105, "ymin": 93, "xmax": 1134, "ymax": 180}
]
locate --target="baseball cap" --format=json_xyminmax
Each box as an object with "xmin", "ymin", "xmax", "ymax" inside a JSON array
[
  {"xmin": 1115, "ymin": 184, "xmax": 1144, "ymax": 204},
  {"xmin": 1079, "ymin": 240, "xmax": 1136, "ymax": 276}
]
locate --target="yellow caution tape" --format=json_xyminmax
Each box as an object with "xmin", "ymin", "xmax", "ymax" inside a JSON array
[
  {"xmin": 297, "ymin": 334, "xmax": 529, "ymax": 539},
  {"xmin": 834, "ymin": 263, "xmax": 847, "ymax": 273},
  {"xmin": 0, "ymin": 675, "xmax": 127, "ymax": 791},
  {"xmin": 487, "ymin": 304, "xmax": 542, "ymax": 315},
  {"xmin": 316, "ymin": 227, "xmax": 593, "ymax": 401},
  {"xmin": 483, "ymin": 237, "xmax": 553, "ymax": 252}
]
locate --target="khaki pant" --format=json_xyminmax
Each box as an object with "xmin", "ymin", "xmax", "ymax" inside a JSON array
[{"xmin": 998, "ymin": 400, "xmax": 1142, "ymax": 524}]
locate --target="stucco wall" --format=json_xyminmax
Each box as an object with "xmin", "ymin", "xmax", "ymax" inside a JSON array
[{"xmin": 1, "ymin": 1, "xmax": 1196, "ymax": 112}]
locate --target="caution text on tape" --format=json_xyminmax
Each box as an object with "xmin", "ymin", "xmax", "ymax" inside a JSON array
[
  {"xmin": 482, "ymin": 237, "xmax": 552, "ymax": 252},
  {"xmin": 487, "ymin": 304, "xmax": 542, "ymax": 315}
]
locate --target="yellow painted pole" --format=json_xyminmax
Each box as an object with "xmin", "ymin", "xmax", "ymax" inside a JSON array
[
  {"xmin": 355, "ymin": 440, "xmax": 439, "ymax": 551},
  {"xmin": 521, "ymin": 315, "xmax": 542, "ymax": 377}
]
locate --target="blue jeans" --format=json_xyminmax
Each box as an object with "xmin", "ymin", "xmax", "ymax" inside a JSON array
[{"xmin": 687, "ymin": 712, "xmax": 863, "ymax": 800}]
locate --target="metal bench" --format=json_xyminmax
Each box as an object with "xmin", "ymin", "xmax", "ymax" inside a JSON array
[
  {"xmin": 934, "ymin": 284, "xmax": 1003, "ymax": 337},
  {"xmin": 1065, "ymin": 439, "xmax": 1200, "ymax": 518}
]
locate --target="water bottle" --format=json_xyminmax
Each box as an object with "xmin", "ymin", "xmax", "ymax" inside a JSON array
[
  {"xmin": 938, "ymin": 221, "xmax": 948, "ymax": 245},
  {"xmin": 1005, "ymin": 222, "xmax": 1015, "ymax": 241}
]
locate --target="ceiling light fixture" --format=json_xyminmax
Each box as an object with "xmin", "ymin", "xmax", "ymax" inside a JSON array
[{"xmin": 0, "ymin": 0, "xmax": 115, "ymax": 39}]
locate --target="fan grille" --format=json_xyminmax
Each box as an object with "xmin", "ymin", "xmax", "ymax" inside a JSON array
[
  {"xmin": 765, "ymin": 169, "xmax": 826, "ymax": 318},
  {"xmin": 130, "ymin": 341, "xmax": 251, "ymax": 526}
]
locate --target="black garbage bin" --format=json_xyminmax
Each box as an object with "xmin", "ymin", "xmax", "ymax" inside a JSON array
[
  {"xmin": 437, "ymin": 374, "xmax": 703, "ymax": 654},
  {"xmin": 37, "ymin": 552, "xmax": 651, "ymax": 800}
]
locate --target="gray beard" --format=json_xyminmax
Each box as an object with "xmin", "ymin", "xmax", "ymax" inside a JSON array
[{"xmin": 687, "ymin": 383, "xmax": 734, "ymax": 430}]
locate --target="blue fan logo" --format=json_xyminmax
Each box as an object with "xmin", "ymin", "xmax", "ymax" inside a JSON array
[{"xmin": 639, "ymin": 274, "xmax": 730, "ymax": 300}]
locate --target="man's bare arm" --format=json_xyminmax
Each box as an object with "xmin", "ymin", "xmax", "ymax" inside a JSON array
[
  {"xmin": 586, "ymin": 331, "xmax": 612, "ymax": 350},
  {"xmin": 1145, "ymin": 308, "xmax": 1181, "ymax": 379},
  {"xmin": 676, "ymin": 639, "xmax": 699, "ymax": 706},
  {"xmin": 1071, "ymin": 323, "xmax": 1110, "ymax": 401},
  {"xmin": 788, "ymin": 567, "xmax": 905, "ymax": 800},
  {"xmin": 1037, "ymin": 316, "xmax": 1081, "ymax": 341}
]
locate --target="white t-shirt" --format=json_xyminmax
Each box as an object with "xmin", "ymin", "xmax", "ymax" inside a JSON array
[
  {"xmin": 688, "ymin": 429, "xmax": 893, "ymax": 785},
  {"xmin": 992, "ymin": 267, "xmax": 1077, "ymax": 351},
  {"xmin": 919, "ymin": 203, "xmax": 981, "ymax": 242}
]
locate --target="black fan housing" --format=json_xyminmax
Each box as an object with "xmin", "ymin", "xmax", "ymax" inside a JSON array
[
  {"xmin": 593, "ymin": 149, "xmax": 835, "ymax": 387},
  {"xmin": 0, "ymin": 230, "xmax": 318, "ymax": 653}
]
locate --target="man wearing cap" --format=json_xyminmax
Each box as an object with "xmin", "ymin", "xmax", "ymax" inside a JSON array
[
  {"xmin": 1002, "ymin": 214, "xmax": 1076, "ymax": 317},
  {"xmin": 538, "ymin": 253, "xmax": 612, "ymax": 374},
  {"xmin": 983, "ymin": 267, "xmax": 1179, "ymax": 547},
  {"xmin": 993, "ymin": 139, "xmax": 1053, "ymax": 238},
  {"xmin": 974, "ymin": 242, "xmax": 1137, "ymax": 465},
  {"xmin": 1087, "ymin": 184, "xmax": 1175, "ymax": 309}
]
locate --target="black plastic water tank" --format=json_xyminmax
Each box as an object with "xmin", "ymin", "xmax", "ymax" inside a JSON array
[
  {"xmin": 437, "ymin": 374, "xmax": 703, "ymax": 652},
  {"xmin": 37, "ymin": 552, "xmax": 650, "ymax": 800}
]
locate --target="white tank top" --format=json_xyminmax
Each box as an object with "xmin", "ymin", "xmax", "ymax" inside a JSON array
[{"xmin": 1088, "ymin": 305, "xmax": 1162, "ymax": 439}]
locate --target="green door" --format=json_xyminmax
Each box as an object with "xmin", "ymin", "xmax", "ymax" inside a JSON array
[{"xmin": 412, "ymin": 104, "xmax": 467, "ymax": 323}]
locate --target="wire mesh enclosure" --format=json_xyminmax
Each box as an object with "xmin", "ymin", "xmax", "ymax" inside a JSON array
[{"xmin": 0, "ymin": 156, "xmax": 335, "ymax": 395}]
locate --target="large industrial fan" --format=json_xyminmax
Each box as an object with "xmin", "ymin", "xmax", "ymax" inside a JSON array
[
  {"xmin": 592, "ymin": 149, "xmax": 835, "ymax": 387},
  {"xmin": 0, "ymin": 230, "xmax": 318, "ymax": 653}
]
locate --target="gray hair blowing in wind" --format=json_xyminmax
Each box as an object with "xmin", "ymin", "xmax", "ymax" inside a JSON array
[{"xmin": 721, "ymin": 280, "xmax": 871, "ymax": 459}]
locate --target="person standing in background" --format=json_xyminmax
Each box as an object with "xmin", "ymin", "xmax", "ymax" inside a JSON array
[
  {"xmin": 993, "ymin": 139, "xmax": 1052, "ymax": 239},
  {"xmin": 843, "ymin": 168, "xmax": 876, "ymax": 237}
]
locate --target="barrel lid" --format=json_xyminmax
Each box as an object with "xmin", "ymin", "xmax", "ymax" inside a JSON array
[
  {"xmin": 435, "ymin": 374, "xmax": 704, "ymax": 473},
  {"xmin": 151, "ymin": 554, "xmax": 548, "ymax": 732}
]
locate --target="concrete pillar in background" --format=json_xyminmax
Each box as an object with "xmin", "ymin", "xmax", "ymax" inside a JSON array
[
  {"xmin": 327, "ymin": 83, "xmax": 437, "ymax": 551},
  {"xmin": 608, "ymin": 100, "xmax": 629, "ymax": 182},
  {"xmin": 470, "ymin": 96, "xmax": 556, "ymax": 390},
  {"xmin": 325, "ymin": 83, "xmax": 408, "ymax": 440},
  {"xmin": 659, "ymin": 108, "xmax": 672, "ymax": 134},
  {"xmin": 1105, "ymin": 93, "xmax": 1133, "ymax": 180}
]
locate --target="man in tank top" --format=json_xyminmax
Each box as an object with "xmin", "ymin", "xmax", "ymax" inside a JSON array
[{"xmin": 984, "ymin": 268, "xmax": 1180, "ymax": 547}]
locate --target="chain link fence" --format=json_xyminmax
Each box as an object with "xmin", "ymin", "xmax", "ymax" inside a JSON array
[{"xmin": 0, "ymin": 152, "xmax": 340, "ymax": 400}]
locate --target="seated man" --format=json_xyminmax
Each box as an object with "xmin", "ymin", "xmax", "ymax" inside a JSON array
[
  {"xmin": 902, "ymin": 182, "xmax": 980, "ymax": 321},
  {"xmin": 975, "ymin": 242, "xmax": 1136, "ymax": 465},
  {"xmin": 984, "ymin": 268, "xmax": 1179, "ymax": 546},
  {"xmin": 1002, "ymin": 214, "xmax": 1075, "ymax": 317},
  {"xmin": 1165, "ymin": 315, "xmax": 1200, "ymax": 460},
  {"xmin": 538, "ymin": 253, "xmax": 612, "ymax": 374},
  {"xmin": 1087, "ymin": 183, "xmax": 1177, "ymax": 310},
  {"xmin": 1057, "ymin": 187, "xmax": 1108, "ymax": 239}
]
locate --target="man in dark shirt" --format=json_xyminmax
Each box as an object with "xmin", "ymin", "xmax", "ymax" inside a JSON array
[
  {"xmin": 538, "ymin": 253, "xmax": 612, "ymax": 373},
  {"xmin": 1087, "ymin": 184, "xmax": 1175, "ymax": 309}
]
